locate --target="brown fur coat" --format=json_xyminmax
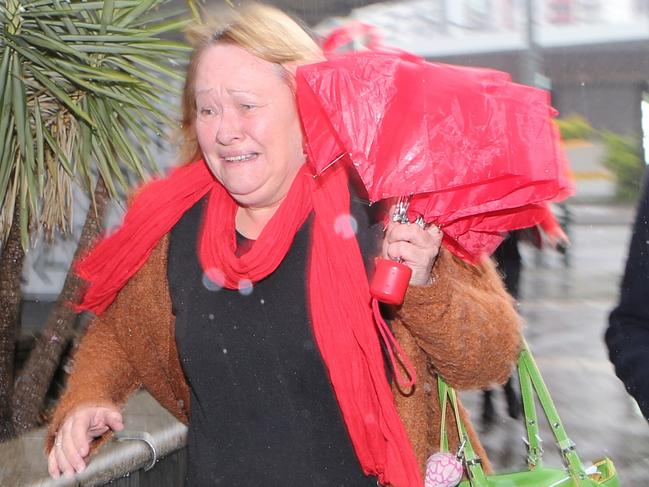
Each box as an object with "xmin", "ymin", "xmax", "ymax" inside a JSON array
[{"xmin": 46, "ymin": 236, "xmax": 521, "ymax": 478}]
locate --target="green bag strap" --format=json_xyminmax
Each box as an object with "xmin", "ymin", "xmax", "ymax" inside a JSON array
[
  {"xmin": 437, "ymin": 375, "xmax": 488, "ymax": 484},
  {"xmin": 518, "ymin": 347, "xmax": 542, "ymax": 469},
  {"xmin": 519, "ymin": 339, "xmax": 590, "ymax": 485},
  {"xmin": 438, "ymin": 376, "xmax": 450, "ymax": 453},
  {"xmin": 436, "ymin": 339, "xmax": 592, "ymax": 486}
]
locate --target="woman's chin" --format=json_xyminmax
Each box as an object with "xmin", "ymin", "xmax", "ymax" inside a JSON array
[{"xmin": 224, "ymin": 184, "xmax": 271, "ymax": 208}]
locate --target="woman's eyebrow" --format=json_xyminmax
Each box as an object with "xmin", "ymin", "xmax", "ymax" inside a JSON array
[
  {"xmin": 228, "ymin": 88, "xmax": 256, "ymax": 95},
  {"xmin": 194, "ymin": 88, "xmax": 214, "ymax": 96},
  {"xmin": 194, "ymin": 88, "xmax": 257, "ymax": 97}
]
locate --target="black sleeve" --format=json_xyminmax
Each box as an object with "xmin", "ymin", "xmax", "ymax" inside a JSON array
[{"xmin": 606, "ymin": 168, "xmax": 649, "ymax": 420}]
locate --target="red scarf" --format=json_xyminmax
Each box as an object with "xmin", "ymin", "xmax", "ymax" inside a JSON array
[{"xmin": 77, "ymin": 159, "xmax": 422, "ymax": 487}]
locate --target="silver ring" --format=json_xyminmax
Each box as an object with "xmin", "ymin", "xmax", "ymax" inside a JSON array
[{"xmin": 55, "ymin": 441, "xmax": 63, "ymax": 448}]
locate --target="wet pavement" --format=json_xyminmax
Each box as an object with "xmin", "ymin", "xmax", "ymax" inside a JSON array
[{"xmin": 461, "ymin": 202, "xmax": 649, "ymax": 485}]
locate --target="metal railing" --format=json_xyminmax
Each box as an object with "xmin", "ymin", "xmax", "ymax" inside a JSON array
[{"xmin": 0, "ymin": 391, "xmax": 186, "ymax": 487}]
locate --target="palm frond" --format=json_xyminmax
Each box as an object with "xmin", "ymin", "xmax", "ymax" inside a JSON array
[{"xmin": 0, "ymin": 0, "xmax": 191, "ymax": 246}]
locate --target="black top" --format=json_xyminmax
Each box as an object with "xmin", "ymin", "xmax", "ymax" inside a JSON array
[
  {"xmin": 168, "ymin": 195, "xmax": 381, "ymax": 486},
  {"xmin": 606, "ymin": 169, "xmax": 649, "ymax": 420}
]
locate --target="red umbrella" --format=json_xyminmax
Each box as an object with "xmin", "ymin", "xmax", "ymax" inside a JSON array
[{"xmin": 296, "ymin": 49, "xmax": 572, "ymax": 263}]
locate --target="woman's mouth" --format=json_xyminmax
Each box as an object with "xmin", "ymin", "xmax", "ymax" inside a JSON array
[{"xmin": 222, "ymin": 153, "xmax": 258, "ymax": 162}]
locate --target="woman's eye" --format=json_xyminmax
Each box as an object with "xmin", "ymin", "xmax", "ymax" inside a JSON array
[
  {"xmin": 240, "ymin": 103, "xmax": 255, "ymax": 111},
  {"xmin": 199, "ymin": 108, "xmax": 215, "ymax": 117}
]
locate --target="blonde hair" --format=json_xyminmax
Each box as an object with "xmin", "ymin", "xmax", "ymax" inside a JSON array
[{"xmin": 179, "ymin": 2, "xmax": 323, "ymax": 163}]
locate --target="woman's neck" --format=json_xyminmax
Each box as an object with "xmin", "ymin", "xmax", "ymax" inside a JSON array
[{"xmin": 235, "ymin": 201, "xmax": 283, "ymax": 240}]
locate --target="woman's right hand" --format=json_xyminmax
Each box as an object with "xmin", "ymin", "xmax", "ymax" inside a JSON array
[{"xmin": 48, "ymin": 405, "xmax": 124, "ymax": 479}]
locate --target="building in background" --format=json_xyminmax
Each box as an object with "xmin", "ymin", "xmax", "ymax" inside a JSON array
[{"xmin": 317, "ymin": 0, "xmax": 649, "ymax": 139}]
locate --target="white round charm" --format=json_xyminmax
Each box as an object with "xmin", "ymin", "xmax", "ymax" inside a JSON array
[{"xmin": 425, "ymin": 452, "xmax": 464, "ymax": 487}]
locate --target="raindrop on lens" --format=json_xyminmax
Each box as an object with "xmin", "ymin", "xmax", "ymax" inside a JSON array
[
  {"xmin": 238, "ymin": 279, "xmax": 253, "ymax": 296},
  {"xmin": 334, "ymin": 213, "xmax": 358, "ymax": 239},
  {"xmin": 202, "ymin": 268, "xmax": 225, "ymax": 291}
]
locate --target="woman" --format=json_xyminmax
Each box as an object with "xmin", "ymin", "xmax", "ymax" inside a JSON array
[{"xmin": 46, "ymin": 4, "xmax": 521, "ymax": 486}]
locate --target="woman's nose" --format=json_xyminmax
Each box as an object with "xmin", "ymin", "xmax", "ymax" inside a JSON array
[{"xmin": 215, "ymin": 109, "xmax": 243, "ymax": 145}]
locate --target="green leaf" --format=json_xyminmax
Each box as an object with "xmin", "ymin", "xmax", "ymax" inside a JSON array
[
  {"xmin": 27, "ymin": 50, "xmax": 143, "ymax": 109},
  {"xmin": 104, "ymin": 56, "xmax": 179, "ymax": 89},
  {"xmin": 19, "ymin": 170, "xmax": 30, "ymax": 250},
  {"xmin": 119, "ymin": 107, "xmax": 155, "ymax": 143},
  {"xmin": 0, "ymin": 64, "xmax": 14, "ymax": 177},
  {"xmin": 100, "ymin": 0, "xmax": 115, "ymax": 35},
  {"xmin": 129, "ymin": 6, "xmax": 188, "ymax": 29},
  {"xmin": 116, "ymin": 85, "xmax": 155, "ymax": 111},
  {"xmin": 23, "ymin": 130, "xmax": 39, "ymax": 213},
  {"xmin": 12, "ymin": 39, "xmax": 142, "ymax": 96},
  {"xmin": 73, "ymin": 109, "xmax": 94, "ymax": 195},
  {"xmin": 11, "ymin": 56, "xmax": 28, "ymax": 163},
  {"xmin": 79, "ymin": 100, "xmax": 93, "ymax": 171},
  {"xmin": 92, "ymin": 139, "xmax": 119, "ymax": 198},
  {"xmin": 71, "ymin": 44, "xmax": 164, "ymax": 55},
  {"xmin": 22, "ymin": 0, "xmax": 59, "ymax": 8},
  {"xmin": 16, "ymin": 31, "xmax": 90, "ymax": 61},
  {"xmin": 53, "ymin": 58, "xmax": 142, "ymax": 84},
  {"xmin": 133, "ymin": 40, "xmax": 191, "ymax": 53},
  {"xmin": 34, "ymin": 17, "xmax": 64, "ymax": 40},
  {"xmin": 0, "ymin": 140, "xmax": 16, "ymax": 210},
  {"xmin": 25, "ymin": 64, "xmax": 95, "ymax": 126},
  {"xmin": 57, "ymin": 34, "xmax": 156, "ymax": 42},
  {"xmin": 123, "ymin": 54, "xmax": 185, "ymax": 81},
  {"xmin": 139, "ymin": 17, "xmax": 192, "ymax": 36},
  {"xmin": 22, "ymin": 1, "xmax": 141, "ymax": 15},
  {"xmin": 43, "ymin": 20, "xmax": 144, "ymax": 35},
  {"xmin": 186, "ymin": 0, "xmax": 201, "ymax": 22},
  {"xmin": 113, "ymin": 0, "xmax": 157, "ymax": 27},
  {"xmin": 37, "ymin": 0, "xmax": 79, "ymax": 34},
  {"xmin": 33, "ymin": 99, "xmax": 46, "ymax": 193},
  {"xmin": 91, "ymin": 98, "xmax": 137, "ymax": 182},
  {"xmin": 0, "ymin": 49, "xmax": 13, "ymax": 115}
]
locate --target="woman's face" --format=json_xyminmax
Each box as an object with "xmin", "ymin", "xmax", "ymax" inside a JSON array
[{"xmin": 193, "ymin": 43, "xmax": 306, "ymax": 209}]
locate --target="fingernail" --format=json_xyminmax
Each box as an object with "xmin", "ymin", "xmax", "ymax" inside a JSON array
[{"xmin": 76, "ymin": 463, "xmax": 86, "ymax": 472}]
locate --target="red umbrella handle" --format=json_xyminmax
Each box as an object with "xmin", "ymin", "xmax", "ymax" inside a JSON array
[{"xmin": 370, "ymin": 258, "xmax": 412, "ymax": 305}]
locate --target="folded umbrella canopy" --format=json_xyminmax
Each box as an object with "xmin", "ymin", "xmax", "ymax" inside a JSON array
[{"xmin": 296, "ymin": 49, "xmax": 572, "ymax": 262}]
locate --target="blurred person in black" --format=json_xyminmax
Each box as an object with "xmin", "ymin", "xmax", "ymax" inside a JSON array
[
  {"xmin": 606, "ymin": 168, "xmax": 649, "ymax": 420},
  {"xmin": 483, "ymin": 207, "xmax": 570, "ymax": 424}
]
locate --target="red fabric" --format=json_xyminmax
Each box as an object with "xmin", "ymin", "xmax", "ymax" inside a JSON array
[
  {"xmin": 76, "ymin": 161, "xmax": 215, "ymax": 315},
  {"xmin": 75, "ymin": 160, "xmax": 422, "ymax": 487},
  {"xmin": 538, "ymin": 204, "xmax": 561, "ymax": 235},
  {"xmin": 296, "ymin": 50, "xmax": 573, "ymax": 262},
  {"xmin": 321, "ymin": 22, "xmax": 382, "ymax": 53}
]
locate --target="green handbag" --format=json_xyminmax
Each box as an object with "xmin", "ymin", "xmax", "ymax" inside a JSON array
[{"xmin": 436, "ymin": 340, "xmax": 619, "ymax": 487}]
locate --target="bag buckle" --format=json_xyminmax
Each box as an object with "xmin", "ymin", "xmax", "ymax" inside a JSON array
[
  {"xmin": 455, "ymin": 437, "xmax": 467, "ymax": 459},
  {"xmin": 558, "ymin": 439, "xmax": 577, "ymax": 454}
]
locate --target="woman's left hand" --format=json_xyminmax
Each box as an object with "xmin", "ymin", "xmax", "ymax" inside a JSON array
[{"xmin": 381, "ymin": 220, "xmax": 443, "ymax": 286}]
